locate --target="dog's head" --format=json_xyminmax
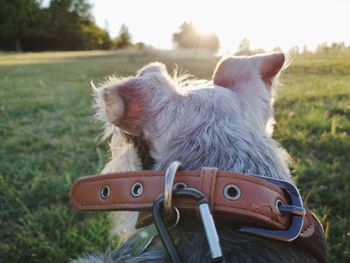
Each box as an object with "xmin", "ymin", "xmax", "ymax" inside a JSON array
[{"xmin": 95, "ymin": 53, "xmax": 286, "ymax": 173}]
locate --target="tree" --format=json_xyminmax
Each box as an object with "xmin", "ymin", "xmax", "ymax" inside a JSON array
[
  {"xmin": 80, "ymin": 21, "xmax": 111, "ymax": 50},
  {"xmin": 47, "ymin": 0, "xmax": 107, "ymax": 50},
  {"xmin": 235, "ymin": 39, "xmax": 265, "ymax": 55},
  {"xmin": 236, "ymin": 38, "xmax": 251, "ymax": 55},
  {"xmin": 172, "ymin": 22, "xmax": 220, "ymax": 53},
  {"xmin": 0, "ymin": 0, "xmax": 111, "ymax": 51},
  {"xmin": 0, "ymin": 0, "xmax": 47, "ymax": 51},
  {"xmin": 113, "ymin": 24, "xmax": 132, "ymax": 49}
]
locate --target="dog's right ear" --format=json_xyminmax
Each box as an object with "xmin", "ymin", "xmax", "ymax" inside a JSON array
[
  {"xmin": 213, "ymin": 53, "xmax": 285, "ymax": 88},
  {"xmin": 94, "ymin": 62, "xmax": 173, "ymax": 136}
]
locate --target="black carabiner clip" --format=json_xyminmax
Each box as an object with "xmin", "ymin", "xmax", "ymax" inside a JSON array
[{"xmin": 152, "ymin": 187, "xmax": 224, "ymax": 263}]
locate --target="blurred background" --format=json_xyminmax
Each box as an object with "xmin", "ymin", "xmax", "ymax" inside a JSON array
[
  {"xmin": 1, "ymin": 0, "xmax": 350, "ymax": 54},
  {"xmin": 0, "ymin": 0, "xmax": 349, "ymax": 262}
]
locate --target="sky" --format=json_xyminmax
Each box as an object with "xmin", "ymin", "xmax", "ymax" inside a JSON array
[{"xmin": 91, "ymin": 0, "xmax": 349, "ymax": 53}]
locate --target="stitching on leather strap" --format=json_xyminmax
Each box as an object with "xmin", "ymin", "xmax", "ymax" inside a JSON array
[{"xmin": 199, "ymin": 167, "xmax": 218, "ymax": 210}]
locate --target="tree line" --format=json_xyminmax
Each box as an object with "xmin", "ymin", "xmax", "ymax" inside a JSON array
[
  {"xmin": 0, "ymin": 0, "xmax": 131, "ymax": 51},
  {"xmin": 0, "ymin": 0, "xmax": 221, "ymax": 52},
  {"xmin": 1, "ymin": 0, "xmax": 348, "ymax": 55}
]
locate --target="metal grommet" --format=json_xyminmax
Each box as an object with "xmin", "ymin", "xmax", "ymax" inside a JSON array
[
  {"xmin": 223, "ymin": 184, "xmax": 241, "ymax": 201},
  {"xmin": 100, "ymin": 185, "xmax": 110, "ymax": 199},
  {"xmin": 164, "ymin": 161, "xmax": 183, "ymax": 218},
  {"xmin": 275, "ymin": 199, "xmax": 284, "ymax": 216},
  {"xmin": 173, "ymin": 182, "xmax": 187, "ymax": 190},
  {"xmin": 131, "ymin": 182, "xmax": 143, "ymax": 197}
]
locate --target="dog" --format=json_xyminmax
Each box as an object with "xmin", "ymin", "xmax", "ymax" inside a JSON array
[{"xmin": 74, "ymin": 53, "xmax": 320, "ymax": 263}]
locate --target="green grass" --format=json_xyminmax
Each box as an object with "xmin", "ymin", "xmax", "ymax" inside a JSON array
[{"xmin": 0, "ymin": 49, "xmax": 349, "ymax": 262}]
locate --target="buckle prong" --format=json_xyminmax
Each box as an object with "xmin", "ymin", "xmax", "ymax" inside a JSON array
[{"xmin": 278, "ymin": 204, "xmax": 306, "ymax": 217}]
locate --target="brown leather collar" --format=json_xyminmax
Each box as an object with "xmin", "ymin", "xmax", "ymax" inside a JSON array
[{"xmin": 70, "ymin": 167, "xmax": 327, "ymax": 262}]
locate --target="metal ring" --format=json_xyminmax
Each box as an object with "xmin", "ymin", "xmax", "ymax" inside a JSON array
[
  {"xmin": 223, "ymin": 184, "xmax": 241, "ymax": 201},
  {"xmin": 164, "ymin": 161, "xmax": 183, "ymax": 218},
  {"xmin": 167, "ymin": 206, "xmax": 181, "ymax": 230}
]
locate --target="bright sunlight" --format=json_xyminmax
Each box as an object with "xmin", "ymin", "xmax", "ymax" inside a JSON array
[{"xmin": 92, "ymin": 0, "xmax": 350, "ymax": 53}]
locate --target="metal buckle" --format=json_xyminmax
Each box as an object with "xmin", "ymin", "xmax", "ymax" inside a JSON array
[{"xmin": 239, "ymin": 176, "xmax": 306, "ymax": 242}]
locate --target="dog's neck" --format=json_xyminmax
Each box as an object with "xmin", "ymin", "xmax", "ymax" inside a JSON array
[{"xmin": 122, "ymin": 128, "xmax": 291, "ymax": 183}]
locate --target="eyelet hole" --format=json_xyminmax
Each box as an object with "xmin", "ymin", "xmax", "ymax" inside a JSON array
[
  {"xmin": 275, "ymin": 199, "xmax": 284, "ymax": 216},
  {"xmin": 100, "ymin": 185, "xmax": 110, "ymax": 200},
  {"xmin": 224, "ymin": 184, "xmax": 241, "ymax": 201},
  {"xmin": 131, "ymin": 182, "xmax": 143, "ymax": 197},
  {"xmin": 173, "ymin": 182, "xmax": 187, "ymax": 190}
]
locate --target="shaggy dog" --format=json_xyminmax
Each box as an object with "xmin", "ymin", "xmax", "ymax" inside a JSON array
[{"xmin": 74, "ymin": 53, "xmax": 318, "ymax": 262}]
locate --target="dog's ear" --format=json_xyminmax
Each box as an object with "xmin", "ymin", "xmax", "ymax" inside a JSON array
[
  {"xmin": 101, "ymin": 78, "xmax": 146, "ymax": 135},
  {"xmin": 213, "ymin": 53, "xmax": 285, "ymax": 87},
  {"xmin": 95, "ymin": 62, "xmax": 172, "ymax": 136},
  {"xmin": 254, "ymin": 53, "xmax": 285, "ymax": 85},
  {"xmin": 213, "ymin": 57, "xmax": 237, "ymax": 88}
]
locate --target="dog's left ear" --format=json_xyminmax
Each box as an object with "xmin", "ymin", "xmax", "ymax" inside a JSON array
[{"xmin": 213, "ymin": 53, "xmax": 285, "ymax": 87}]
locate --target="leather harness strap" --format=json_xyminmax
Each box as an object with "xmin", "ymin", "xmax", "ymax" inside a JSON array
[{"xmin": 69, "ymin": 168, "xmax": 327, "ymax": 263}]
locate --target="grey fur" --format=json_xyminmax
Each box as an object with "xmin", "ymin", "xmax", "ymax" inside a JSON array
[{"xmin": 74, "ymin": 53, "xmax": 316, "ymax": 262}]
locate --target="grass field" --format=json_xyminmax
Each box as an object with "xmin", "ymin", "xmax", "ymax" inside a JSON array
[{"xmin": 0, "ymin": 49, "xmax": 349, "ymax": 262}]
